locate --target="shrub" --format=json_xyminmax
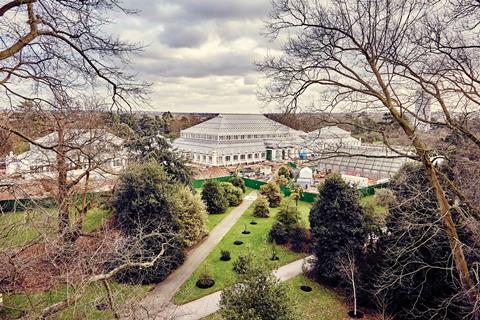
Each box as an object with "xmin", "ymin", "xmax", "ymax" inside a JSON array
[
  {"xmin": 219, "ymin": 255, "xmax": 300, "ymax": 320},
  {"xmin": 202, "ymin": 181, "xmax": 229, "ymax": 214},
  {"xmin": 230, "ymin": 176, "xmax": 246, "ymax": 193},
  {"xmin": 110, "ymin": 161, "xmax": 189, "ymax": 284},
  {"xmin": 374, "ymin": 188, "xmax": 396, "ymax": 209},
  {"xmin": 253, "ymin": 195, "xmax": 270, "ymax": 218},
  {"xmin": 196, "ymin": 265, "xmax": 215, "ymax": 289},
  {"xmin": 278, "ymin": 166, "xmax": 293, "ymax": 179},
  {"xmin": 268, "ymin": 222, "xmax": 289, "ymax": 245},
  {"xmin": 176, "ymin": 186, "xmax": 209, "ymax": 247},
  {"xmin": 233, "ymin": 254, "xmax": 254, "ymax": 274},
  {"xmin": 220, "ymin": 250, "xmax": 231, "ymax": 261},
  {"xmin": 290, "ymin": 226, "xmax": 311, "ymax": 253},
  {"xmin": 109, "ymin": 235, "xmax": 185, "ymax": 284},
  {"xmin": 220, "ymin": 182, "xmax": 243, "ymax": 207},
  {"xmin": 276, "ymin": 205, "xmax": 301, "ymax": 226},
  {"xmin": 259, "ymin": 182, "xmax": 282, "ymax": 208}
]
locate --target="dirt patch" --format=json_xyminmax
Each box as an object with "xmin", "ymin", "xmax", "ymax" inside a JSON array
[{"xmin": 0, "ymin": 228, "xmax": 121, "ymax": 294}]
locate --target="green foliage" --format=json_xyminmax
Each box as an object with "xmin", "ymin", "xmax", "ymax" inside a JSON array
[
  {"xmin": 219, "ymin": 255, "xmax": 300, "ymax": 320},
  {"xmin": 278, "ymin": 166, "xmax": 294, "ymax": 179},
  {"xmin": 117, "ymin": 113, "xmax": 192, "ymax": 185},
  {"xmin": 259, "ymin": 182, "xmax": 282, "ymax": 208},
  {"xmin": 110, "ymin": 161, "xmax": 208, "ymax": 284},
  {"xmin": 232, "ymin": 254, "xmax": 254, "ymax": 274},
  {"xmin": 220, "ymin": 250, "xmax": 231, "ymax": 261},
  {"xmin": 230, "ymin": 176, "xmax": 246, "ymax": 192},
  {"xmin": 220, "ymin": 182, "xmax": 243, "ymax": 207},
  {"xmin": 310, "ymin": 174, "xmax": 367, "ymax": 286},
  {"xmin": 202, "ymin": 181, "xmax": 229, "ymax": 214},
  {"xmin": 176, "ymin": 186, "xmax": 209, "ymax": 247},
  {"xmin": 269, "ymin": 205, "xmax": 308, "ymax": 250},
  {"xmin": 253, "ymin": 195, "xmax": 270, "ymax": 218}
]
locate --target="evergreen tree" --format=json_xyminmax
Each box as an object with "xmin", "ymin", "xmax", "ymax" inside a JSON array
[
  {"xmin": 110, "ymin": 161, "xmax": 188, "ymax": 284},
  {"xmin": 310, "ymin": 174, "xmax": 366, "ymax": 286},
  {"xmin": 202, "ymin": 181, "xmax": 229, "ymax": 214},
  {"xmin": 230, "ymin": 176, "xmax": 246, "ymax": 193},
  {"xmin": 259, "ymin": 182, "xmax": 282, "ymax": 208},
  {"xmin": 220, "ymin": 182, "xmax": 243, "ymax": 206},
  {"xmin": 253, "ymin": 195, "xmax": 270, "ymax": 218}
]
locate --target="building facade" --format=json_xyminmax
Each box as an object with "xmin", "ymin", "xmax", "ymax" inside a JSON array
[
  {"xmin": 6, "ymin": 129, "xmax": 128, "ymax": 180},
  {"xmin": 173, "ymin": 114, "xmax": 303, "ymax": 166}
]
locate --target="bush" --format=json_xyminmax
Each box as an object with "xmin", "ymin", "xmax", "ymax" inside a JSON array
[
  {"xmin": 110, "ymin": 161, "xmax": 191, "ymax": 284},
  {"xmin": 109, "ymin": 235, "xmax": 185, "ymax": 284},
  {"xmin": 278, "ymin": 166, "xmax": 293, "ymax": 179},
  {"xmin": 233, "ymin": 254, "xmax": 254, "ymax": 274},
  {"xmin": 290, "ymin": 226, "xmax": 311, "ymax": 253},
  {"xmin": 202, "ymin": 181, "xmax": 229, "ymax": 214},
  {"xmin": 230, "ymin": 176, "xmax": 246, "ymax": 193},
  {"xmin": 196, "ymin": 265, "xmax": 215, "ymax": 289},
  {"xmin": 176, "ymin": 186, "xmax": 209, "ymax": 247},
  {"xmin": 374, "ymin": 188, "xmax": 396, "ymax": 209},
  {"xmin": 259, "ymin": 182, "xmax": 282, "ymax": 208},
  {"xmin": 219, "ymin": 255, "xmax": 300, "ymax": 320},
  {"xmin": 220, "ymin": 250, "xmax": 231, "ymax": 261},
  {"xmin": 269, "ymin": 222, "xmax": 290, "ymax": 245},
  {"xmin": 276, "ymin": 205, "xmax": 301, "ymax": 225},
  {"xmin": 220, "ymin": 182, "xmax": 243, "ymax": 207},
  {"xmin": 253, "ymin": 195, "xmax": 270, "ymax": 218}
]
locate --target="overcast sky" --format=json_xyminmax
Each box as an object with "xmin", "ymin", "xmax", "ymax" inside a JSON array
[{"xmin": 115, "ymin": 0, "xmax": 278, "ymax": 113}]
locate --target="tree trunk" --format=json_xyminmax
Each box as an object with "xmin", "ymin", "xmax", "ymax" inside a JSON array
[{"xmin": 57, "ymin": 124, "xmax": 70, "ymax": 237}]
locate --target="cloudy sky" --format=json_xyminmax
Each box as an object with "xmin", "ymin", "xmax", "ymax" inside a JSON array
[{"xmin": 115, "ymin": 0, "xmax": 278, "ymax": 113}]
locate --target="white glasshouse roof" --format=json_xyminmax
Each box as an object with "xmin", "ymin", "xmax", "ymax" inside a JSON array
[{"xmin": 182, "ymin": 114, "xmax": 301, "ymax": 136}]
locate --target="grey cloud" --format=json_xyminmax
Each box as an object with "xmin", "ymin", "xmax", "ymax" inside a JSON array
[
  {"xmin": 158, "ymin": 25, "xmax": 209, "ymax": 48},
  {"xmin": 136, "ymin": 51, "xmax": 254, "ymax": 78}
]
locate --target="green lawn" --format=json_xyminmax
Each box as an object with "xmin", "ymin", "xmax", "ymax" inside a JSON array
[
  {"xmin": 361, "ymin": 195, "xmax": 386, "ymax": 215},
  {"xmin": 201, "ymin": 275, "xmax": 350, "ymax": 320},
  {"xmin": 174, "ymin": 196, "xmax": 312, "ymax": 304},
  {"xmin": 0, "ymin": 207, "xmax": 112, "ymax": 249},
  {"xmin": 1, "ymin": 280, "xmax": 153, "ymax": 320}
]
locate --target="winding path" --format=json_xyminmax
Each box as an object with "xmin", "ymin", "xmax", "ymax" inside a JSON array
[{"xmin": 125, "ymin": 191, "xmax": 258, "ymax": 319}]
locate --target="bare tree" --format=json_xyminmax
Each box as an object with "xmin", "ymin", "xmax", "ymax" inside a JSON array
[
  {"xmin": 0, "ymin": 0, "xmax": 146, "ymax": 110},
  {"xmin": 259, "ymin": 0, "xmax": 479, "ymax": 312}
]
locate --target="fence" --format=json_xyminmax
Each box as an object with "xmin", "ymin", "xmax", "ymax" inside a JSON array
[{"xmin": 191, "ymin": 176, "xmax": 389, "ymax": 203}]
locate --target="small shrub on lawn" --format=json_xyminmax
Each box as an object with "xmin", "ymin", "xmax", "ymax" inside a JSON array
[
  {"xmin": 220, "ymin": 250, "xmax": 231, "ymax": 261},
  {"xmin": 196, "ymin": 265, "xmax": 215, "ymax": 289},
  {"xmin": 253, "ymin": 195, "xmax": 270, "ymax": 218},
  {"xmin": 233, "ymin": 254, "xmax": 254, "ymax": 274}
]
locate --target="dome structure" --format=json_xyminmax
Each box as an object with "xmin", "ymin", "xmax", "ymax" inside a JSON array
[
  {"xmin": 299, "ymin": 167, "xmax": 313, "ymax": 179},
  {"xmin": 297, "ymin": 167, "xmax": 314, "ymax": 189}
]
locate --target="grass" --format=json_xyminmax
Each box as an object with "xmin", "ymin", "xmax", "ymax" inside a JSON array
[
  {"xmin": 0, "ymin": 207, "xmax": 112, "ymax": 249},
  {"xmin": 361, "ymin": 195, "xmax": 386, "ymax": 215},
  {"xmin": 1, "ymin": 280, "xmax": 153, "ymax": 320},
  {"xmin": 174, "ymin": 196, "xmax": 312, "ymax": 305},
  {"xmin": 201, "ymin": 275, "xmax": 350, "ymax": 320}
]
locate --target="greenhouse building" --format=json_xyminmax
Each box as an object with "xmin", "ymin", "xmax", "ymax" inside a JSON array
[{"xmin": 173, "ymin": 114, "xmax": 303, "ymax": 166}]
